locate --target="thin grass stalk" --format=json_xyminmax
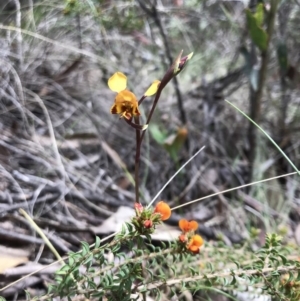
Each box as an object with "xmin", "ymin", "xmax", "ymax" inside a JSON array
[{"xmin": 226, "ymin": 99, "xmax": 300, "ymax": 176}]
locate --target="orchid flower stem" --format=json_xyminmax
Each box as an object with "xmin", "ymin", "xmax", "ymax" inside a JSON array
[
  {"xmin": 135, "ymin": 81, "xmax": 166, "ymax": 204},
  {"xmin": 135, "ymin": 116, "xmax": 141, "ymax": 204},
  {"xmin": 138, "ymin": 95, "xmax": 147, "ymax": 105},
  {"xmin": 135, "ymin": 85, "xmax": 164, "ymax": 204},
  {"xmin": 139, "ymin": 85, "xmax": 164, "ymax": 146}
]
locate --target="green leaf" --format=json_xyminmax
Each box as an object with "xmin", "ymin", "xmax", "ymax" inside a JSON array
[
  {"xmin": 163, "ymin": 127, "xmax": 188, "ymax": 162},
  {"xmin": 254, "ymin": 3, "xmax": 264, "ymax": 27},
  {"xmin": 269, "ymin": 255, "xmax": 280, "ymax": 266},
  {"xmin": 246, "ymin": 9, "xmax": 268, "ymax": 51},
  {"xmin": 188, "ymin": 266, "xmax": 197, "ymax": 276},
  {"xmin": 56, "ymin": 264, "xmax": 70, "ymax": 275},
  {"xmin": 149, "ymin": 124, "xmax": 167, "ymax": 145},
  {"xmin": 87, "ymin": 280, "xmax": 97, "ymax": 289},
  {"xmin": 124, "ymin": 278, "xmax": 132, "ymax": 292},
  {"xmin": 146, "ymin": 267, "xmax": 154, "ymax": 280},
  {"xmin": 155, "ymin": 289, "xmax": 161, "ymax": 301},
  {"xmin": 55, "ymin": 275, "xmax": 63, "ymax": 283},
  {"xmin": 81, "ymin": 241, "xmax": 90, "ymax": 256},
  {"xmin": 230, "ymin": 276, "xmax": 237, "ymax": 285},
  {"xmin": 68, "ymin": 256, "xmax": 75, "ymax": 266},
  {"xmin": 94, "ymin": 236, "xmax": 101, "ymax": 249},
  {"xmin": 170, "ymin": 266, "xmax": 176, "ymax": 276},
  {"xmin": 83, "ymin": 254, "xmax": 94, "ymax": 268},
  {"xmin": 206, "ymin": 262, "xmax": 214, "ymax": 272},
  {"xmin": 170, "ymin": 286, "xmax": 177, "ymax": 297},
  {"xmin": 47, "ymin": 284, "xmax": 55, "ymax": 294},
  {"xmin": 91, "ymin": 291, "xmax": 103, "ymax": 298},
  {"xmin": 24, "ymin": 290, "xmax": 31, "ymax": 300},
  {"xmin": 111, "ymin": 243, "xmax": 121, "ymax": 254},
  {"xmin": 233, "ymin": 261, "xmax": 240, "ymax": 269}
]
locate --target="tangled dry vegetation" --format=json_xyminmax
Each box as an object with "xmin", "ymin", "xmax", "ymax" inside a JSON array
[{"xmin": 1, "ymin": 0, "xmax": 300, "ymax": 300}]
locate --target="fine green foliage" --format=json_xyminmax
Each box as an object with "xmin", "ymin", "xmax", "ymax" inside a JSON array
[{"xmin": 23, "ymin": 231, "xmax": 300, "ymax": 301}]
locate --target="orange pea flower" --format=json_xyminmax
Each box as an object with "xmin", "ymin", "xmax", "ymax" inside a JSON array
[
  {"xmin": 178, "ymin": 219, "xmax": 204, "ymax": 254},
  {"xmin": 108, "ymin": 72, "xmax": 160, "ymax": 120},
  {"xmin": 179, "ymin": 219, "xmax": 198, "ymax": 233},
  {"xmin": 154, "ymin": 201, "xmax": 171, "ymax": 221},
  {"xmin": 187, "ymin": 234, "xmax": 204, "ymax": 254}
]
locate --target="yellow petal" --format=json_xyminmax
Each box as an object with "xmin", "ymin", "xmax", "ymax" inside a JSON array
[
  {"xmin": 144, "ymin": 80, "xmax": 161, "ymax": 96},
  {"xmin": 108, "ymin": 72, "xmax": 127, "ymax": 92}
]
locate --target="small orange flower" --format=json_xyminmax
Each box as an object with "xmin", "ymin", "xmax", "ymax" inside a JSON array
[
  {"xmin": 154, "ymin": 201, "xmax": 171, "ymax": 221},
  {"xmin": 179, "ymin": 219, "xmax": 198, "ymax": 233},
  {"xmin": 187, "ymin": 234, "xmax": 204, "ymax": 254},
  {"xmin": 108, "ymin": 72, "xmax": 160, "ymax": 120}
]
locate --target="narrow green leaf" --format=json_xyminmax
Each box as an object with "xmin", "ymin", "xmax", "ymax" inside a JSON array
[
  {"xmin": 24, "ymin": 291, "xmax": 31, "ymax": 300},
  {"xmin": 246, "ymin": 9, "xmax": 268, "ymax": 51},
  {"xmin": 83, "ymin": 254, "xmax": 94, "ymax": 268},
  {"xmin": 164, "ymin": 127, "xmax": 188, "ymax": 161},
  {"xmin": 87, "ymin": 280, "xmax": 97, "ymax": 289},
  {"xmin": 230, "ymin": 276, "xmax": 237, "ymax": 285},
  {"xmin": 68, "ymin": 256, "xmax": 75, "ymax": 266},
  {"xmin": 233, "ymin": 261, "xmax": 240, "ymax": 269},
  {"xmin": 254, "ymin": 3, "xmax": 264, "ymax": 27},
  {"xmin": 206, "ymin": 262, "xmax": 214, "ymax": 272},
  {"xmin": 170, "ymin": 266, "xmax": 176, "ymax": 276},
  {"xmin": 94, "ymin": 236, "xmax": 101, "ymax": 249},
  {"xmin": 149, "ymin": 124, "xmax": 167, "ymax": 145},
  {"xmin": 81, "ymin": 241, "xmax": 90, "ymax": 256},
  {"xmin": 188, "ymin": 267, "xmax": 197, "ymax": 276}
]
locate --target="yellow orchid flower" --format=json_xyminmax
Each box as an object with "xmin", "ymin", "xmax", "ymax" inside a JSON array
[{"xmin": 108, "ymin": 72, "xmax": 160, "ymax": 120}]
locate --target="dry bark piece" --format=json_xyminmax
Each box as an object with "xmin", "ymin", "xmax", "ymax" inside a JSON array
[{"xmin": 0, "ymin": 246, "xmax": 30, "ymax": 274}]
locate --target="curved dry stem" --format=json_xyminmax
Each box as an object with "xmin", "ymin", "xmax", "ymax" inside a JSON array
[
  {"xmin": 26, "ymin": 89, "xmax": 65, "ymax": 179},
  {"xmin": 19, "ymin": 209, "xmax": 64, "ymax": 264}
]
